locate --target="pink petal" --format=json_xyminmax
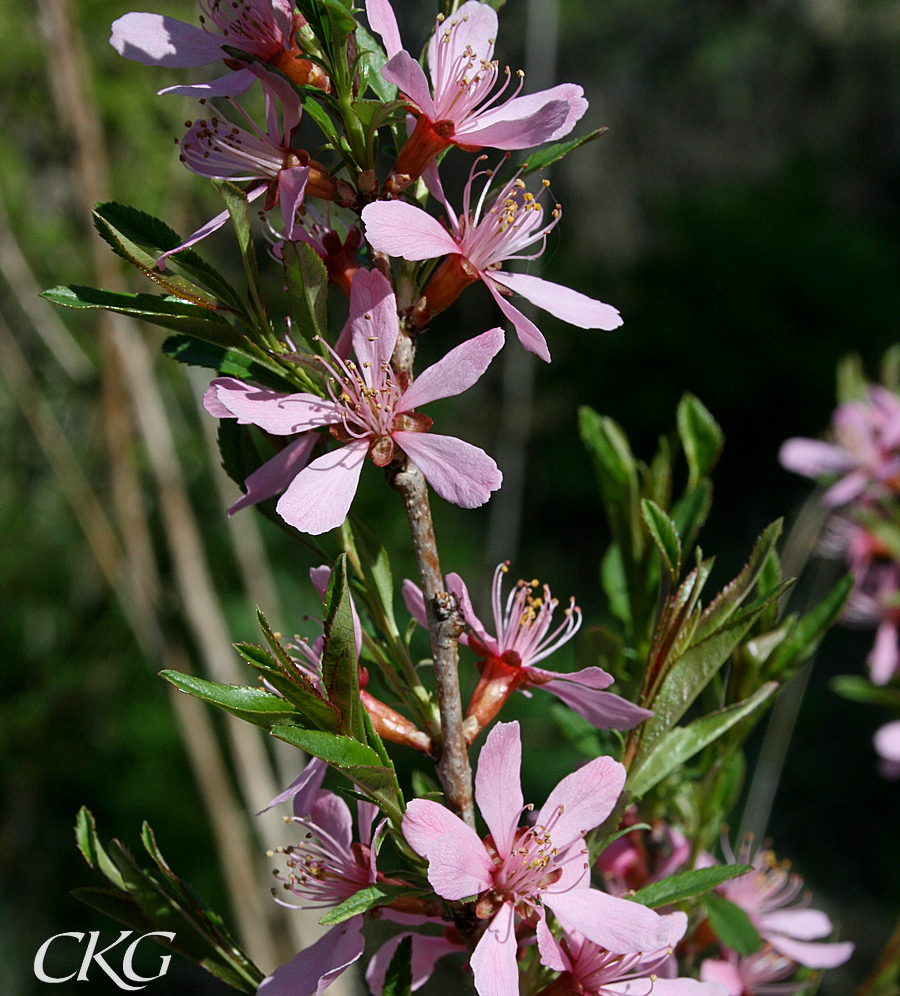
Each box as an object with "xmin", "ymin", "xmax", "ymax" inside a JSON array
[
  {"xmin": 279, "ymin": 166, "xmax": 310, "ymax": 237},
  {"xmin": 203, "ymin": 382, "xmax": 236, "ymax": 419},
  {"xmin": 110, "ymin": 13, "xmax": 225, "ymax": 67},
  {"xmin": 700, "ymin": 960, "xmax": 744, "ymax": 996},
  {"xmin": 423, "ymin": 831, "xmax": 496, "ymax": 900},
  {"xmin": 382, "ymin": 51, "xmax": 437, "ymax": 118},
  {"xmin": 536, "ymin": 917, "xmax": 569, "ymax": 973},
  {"xmin": 158, "ymin": 66, "xmax": 258, "ymax": 98},
  {"xmin": 762, "ymin": 909, "xmax": 833, "ymax": 941},
  {"xmin": 366, "ymin": 932, "xmax": 462, "ymax": 995},
  {"xmin": 365, "ymin": 0, "xmax": 403, "ymax": 59},
  {"xmin": 257, "ymin": 757, "xmax": 327, "ymax": 815},
  {"xmin": 767, "ymin": 935, "xmax": 854, "ymax": 969},
  {"xmin": 490, "ymin": 271, "xmax": 623, "ymax": 331},
  {"xmin": 484, "ymin": 278, "xmax": 550, "ymax": 362},
  {"xmin": 875, "ymin": 720, "xmax": 900, "ymax": 762},
  {"xmin": 822, "ymin": 468, "xmax": 869, "ymax": 506},
  {"xmin": 402, "ymin": 579, "xmax": 429, "ymax": 627},
  {"xmin": 474, "ymin": 721, "xmax": 523, "ymax": 861},
  {"xmin": 310, "ymin": 792, "xmax": 354, "ymax": 853},
  {"xmin": 213, "ymin": 378, "xmax": 339, "ymax": 435},
  {"xmin": 541, "ymin": 678, "xmax": 654, "ymax": 731},
  {"xmin": 400, "ymin": 327, "xmax": 504, "ymax": 411},
  {"xmin": 229, "ymin": 434, "xmax": 318, "ymax": 515},
  {"xmin": 257, "ymin": 918, "xmax": 365, "ymax": 996},
  {"xmin": 447, "ymin": 572, "xmax": 492, "ymax": 650},
  {"xmin": 427, "ymin": 1, "xmax": 498, "ymax": 78},
  {"xmin": 276, "ymin": 440, "xmax": 369, "ymax": 535},
  {"xmin": 362, "ymin": 201, "xmax": 459, "ymax": 261},
  {"xmin": 470, "ymin": 904, "xmax": 519, "ymax": 996},
  {"xmin": 456, "ymin": 99, "xmax": 570, "ymax": 150},
  {"xmin": 544, "ymin": 888, "xmax": 666, "ymax": 955},
  {"xmin": 347, "ymin": 267, "xmax": 400, "ymax": 373},
  {"xmin": 868, "ymin": 619, "xmax": 899, "ymax": 685},
  {"xmin": 778, "ymin": 438, "xmax": 854, "ymax": 478},
  {"xmin": 392, "ymin": 432, "xmax": 502, "ymax": 508},
  {"xmin": 608, "ymin": 982, "xmax": 729, "ymax": 995},
  {"xmin": 537, "ymin": 754, "xmax": 626, "ymax": 849},
  {"xmin": 402, "ymin": 798, "xmax": 481, "ymax": 857},
  {"xmin": 156, "ymin": 184, "xmax": 266, "ymax": 267}
]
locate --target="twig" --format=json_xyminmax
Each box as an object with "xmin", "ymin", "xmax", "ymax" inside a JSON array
[{"xmin": 390, "ymin": 457, "xmax": 475, "ymax": 828}]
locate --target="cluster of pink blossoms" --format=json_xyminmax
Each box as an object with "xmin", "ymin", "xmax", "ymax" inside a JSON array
[{"xmin": 781, "ymin": 384, "xmax": 900, "ymax": 774}]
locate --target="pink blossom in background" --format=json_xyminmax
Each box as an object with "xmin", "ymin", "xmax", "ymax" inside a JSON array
[
  {"xmin": 362, "ymin": 161, "xmax": 621, "ymax": 362},
  {"xmin": 842, "ymin": 558, "xmax": 900, "ymax": 685},
  {"xmin": 403, "ymin": 563, "xmax": 652, "ymax": 733},
  {"xmin": 402, "ymin": 721, "xmax": 667, "ymax": 996},
  {"xmin": 538, "ymin": 912, "xmax": 728, "ymax": 995},
  {"xmin": 110, "ymin": 0, "xmax": 328, "ymax": 94},
  {"xmin": 711, "ymin": 847, "xmax": 853, "ymax": 970},
  {"xmin": 874, "ymin": 720, "xmax": 900, "ymax": 779},
  {"xmin": 205, "ymin": 268, "xmax": 503, "ymax": 533},
  {"xmin": 365, "ymin": 0, "xmax": 586, "ymax": 184},
  {"xmin": 700, "ymin": 947, "xmax": 804, "ymax": 996},
  {"xmin": 596, "ymin": 814, "xmax": 690, "ymax": 897},
  {"xmin": 779, "ymin": 386, "xmax": 900, "ymax": 506}
]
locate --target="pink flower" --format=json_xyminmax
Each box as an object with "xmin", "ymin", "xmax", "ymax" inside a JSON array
[
  {"xmin": 365, "ymin": 0, "xmax": 587, "ymax": 186},
  {"xmin": 874, "ymin": 720, "xmax": 900, "ymax": 779},
  {"xmin": 712, "ymin": 846, "xmax": 853, "ymax": 970},
  {"xmin": 596, "ymin": 814, "xmax": 690, "ymax": 897},
  {"xmin": 843, "ymin": 559, "xmax": 900, "ymax": 685},
  {"xmin": 779, "ymin": 386, "xmax": 900, "ymax": 507},
  {"xmin": 157, "ymin": 76, "xmax": 344, "ymax": 268},
  {"xmin": 402, "ymin": 721, "xmax": 667, "ymax": 996},
  {"xmin": 260, "ymin": 781, "xmax": 379, "ymax": 996},
  {"xmin": 365, "ymin": 931, "xmax": 466, "ymax": 995},
  {"xmin": 204, "ymin": 268, "xmax": 503, "ymax": 533},
  {"xmin": 700, "ymin": 947, "xmax": 806, "ymax": 996},
  {"xmin": 362, "ymin": 161, "xmax": 621, "ymax": 362},
  {"xmin": 539, "ymin": 912, "xmax": 728, "ymax": 996},
  {"xmin": 403, "ymin": 563, "xmax": 652, "ymax": 736},
  {"xmin": 110, "ymin": 1, "xmax": 328, "ymax": 94}
]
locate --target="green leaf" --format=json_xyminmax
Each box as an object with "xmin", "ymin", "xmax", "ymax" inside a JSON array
[
  {"xmin": 641, "ymin": 600, "xmax": 769, "ymax": 750},
  {"xmin": 161, "ymin": 334, "xmax": 300, "ymax": 392},
  {"xmin": 42, "ymin": 285, "xmax": 245, "ymax": 346},
  {"xmin": 641, "ymin": 498, "xmax": 682, "ymax": 581},
  {"xmin": 346, "ymin": 515, "xmax": 399, "ymax": 637},
  {"xmin": 677, "ymin": 393, "xmax": 724, "ymax": 489},
  {"xmin": 631, "ymin": 863, "xmax": 752, "ymax": 909},
  {"xmin": 160, "ymin": 671, "xmax": 303, "ymax": 729},
  {"xmin": 836, "ymin": 352, "xmax": 868, "ymax": 403},
  {"xmin": 550, "ymin": 704, "xmax": 604, "ymax": 759},
  {"xmin": 704, "ymin": 891, "xmax": 763, "ymax": 956},
  {"xmin": 382, "ymin": 935, "xmax": 413, "ymax": 996},
  {"xmin": 513, "ymin": 128, "xmax": 607, "ymax": 179},
  {"xmin": 670, "ymin": 479, "xmax": 712, "ymax": 553},
  {"xmin": 283, "ymin": 240, "xmax": 329, "ymax": 344},
  {"xmin": 318, "ymin": 883, "xmax": 421, "ymax": 926},
  {"xmin": 580, "ymin": 407, "xmax": 639, "ymax": 515},
  {"xmin": 831, "ymin": 675, "xmax": 900, "ymax": 707},
  {"xmin": 212, "ymin": 179, "xmax": 269, "ymax": 333},
  {"xmin": 600, "ymin": 544, "xmax": 631, "ymax": 627},
  {"xmin": 322, "ymin": 555, "xmax": 365, "ymax": 739},
  {"xmin": 355, "ymin": 24, "xmax": 397, "ymax": 101},
  {"xmin": 692, "ymin": 520, "xmax": 783, "ymax": 644},
  {"xmin": 271, "ymin": 726, "xmax": 401, "ymax": 822},
  {"xmin": 71, "ymin": 886, "xmax": 156, "ymax": 933},
  {"xmin": 75, "ymin": 807, "xmax": 127, "ymax": 891},
  {"xmin": 92, "ymin": 201, "xmax": 246, "ymax": 312},
  {"xmin": 628, "ymin": 682, "xmax": 778, "ymax": 797},
  {"xmin": 765, "ymin": 574, "xmax": 853, "ymax": 679}
]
